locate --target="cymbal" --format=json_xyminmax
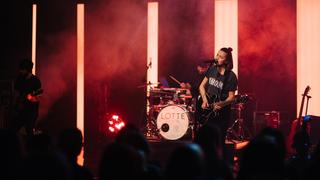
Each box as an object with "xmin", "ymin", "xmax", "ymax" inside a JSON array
[
  {"xmin": 137, "ymin": 82, "xmax": 160, "ymax": 88},
  {"xmin": 160, "ymin": 87, "xmax": 180, "ymax": 91},
  {"xmin": 150, "ymin": 88, "xmax": 175, "ymax": 93},
  {"xmin": 179, "ymin": 95, "xmax": 193, "ymax": 99}
]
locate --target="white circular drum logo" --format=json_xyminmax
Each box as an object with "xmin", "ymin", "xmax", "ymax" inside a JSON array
[{"xmin": 156, "ymin": 105, "xmax": 189, "ymax": 140}]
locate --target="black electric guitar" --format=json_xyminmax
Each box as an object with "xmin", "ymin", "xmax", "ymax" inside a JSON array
[
  {"xmin": 195, "ymin": 93, "xmax": 221, "ymax": 125},
  {"xmin": 13, "ymin": 88, "xmax": 43, "ymax": 111},
  {"xmin": 26, "ymin": 88, "xmax": 43, "ymax": 103},
  {"xmin": 195, "ymin": 93, "xmax": 250, "ymax": 125}
]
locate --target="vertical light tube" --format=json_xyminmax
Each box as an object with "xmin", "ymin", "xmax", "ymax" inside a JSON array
[
  {"xmin": 215, "ymin": 0, "xmax": 238, "ymax": 76},
  {"xmin": 147, "ymin": 2, "xmax": 158, "ymax": 88},
  {"xmin": 77, "ymin": 3, "xmax": 85, "ymax": 165},
  {"xmin": 147, "ymin": 2, "xmax": 158, "ymax": 113},
  {"xmin": 32, "ymin": 4, "xmax": 37, "ymax": 74},
  {"xmin": 297, "ymin": 0, "xmax": 320, "ymax": 116}
]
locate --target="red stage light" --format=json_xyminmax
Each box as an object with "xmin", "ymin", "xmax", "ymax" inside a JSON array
[
  {"xmin": 105, "ymin": 114, "xmax": 126, "ymax": 134},
  {"xmin": 109, "ymin": 127, "xmax": 115, "ymax": 132}
]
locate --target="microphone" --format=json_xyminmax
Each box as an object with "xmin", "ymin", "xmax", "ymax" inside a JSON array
[
  {"xmin": 213, "ymin": 58, "xmax": 218, "ymax": 64},
  {"xmin": 147, "ymin": 58, "xmax": 152, "ymax": 69}
]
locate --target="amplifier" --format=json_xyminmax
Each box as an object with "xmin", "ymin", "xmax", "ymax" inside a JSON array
[{"xmin": 253, "ymin": 111, "xmax": 280, "ymax": 135}]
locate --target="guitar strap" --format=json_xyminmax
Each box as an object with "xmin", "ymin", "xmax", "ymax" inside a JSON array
[{"xmin": 219, "ymin": 70, "xmax": 230, "ymax": 101}]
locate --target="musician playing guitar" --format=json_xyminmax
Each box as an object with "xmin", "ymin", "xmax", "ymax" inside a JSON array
[
  {"xmin": 13, "ymin": 58, "xmax": 42, "ymax": 138},
  {"xmin": 198, "ymin": 47, "xmax": 238, "ymax": 143}
]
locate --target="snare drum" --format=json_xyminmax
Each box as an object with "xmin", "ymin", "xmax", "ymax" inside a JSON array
[{"xmin": 156, "ymin": 105, "xmax": 190, "ymax": 140}]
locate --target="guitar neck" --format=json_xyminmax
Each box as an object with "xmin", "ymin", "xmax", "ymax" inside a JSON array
[
  {"xmin": 297, "ymin": 91, "xmax": 309, "ymax": 126},
  {"xmin": 298, "ymin": 96, "xmax": 305, "ymax": 120}
]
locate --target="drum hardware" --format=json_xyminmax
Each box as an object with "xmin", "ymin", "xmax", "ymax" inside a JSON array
[
  {"xmin": 160, "ymin": 123, "xmax": 170, "ymax": 132},
  {"xmin": 144, "ymin": 107, "xmax": 162, "ymax": 140},
  {"xmin": 226, "ymin": 94, "xmax": 252, "ymax": 142}
]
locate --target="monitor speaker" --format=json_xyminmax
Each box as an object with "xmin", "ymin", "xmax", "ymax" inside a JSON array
[{"xmin": 253, "ymin": 111, "xmax": 280, "ymax": 136}]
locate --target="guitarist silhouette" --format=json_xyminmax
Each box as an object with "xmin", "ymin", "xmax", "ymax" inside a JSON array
[
  {"xmin": 12, "ymin": 59, "xmax": 42, "ymax": 137},
  {"xmin": 197, "ymin": 47, "xmax": 238, "ymax": 143}
]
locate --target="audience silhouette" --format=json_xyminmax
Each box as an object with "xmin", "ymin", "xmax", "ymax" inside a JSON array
[
  {"xmin": 193, "ymin": 123, "xmax": 233, "ymax": 180},
  {"xmin": 24, "ymin": 132, "xmax": 73, "ymax": 180},
  {"xmin": 0, "ymin": 129, "xmax": 24, "ymax": 180},
  {"xmin": 165, "ymin": 143, "xmax": 205, "ymax": 180},
  {"xmin": 58, "ymin": 128, "xmax": 93, "ymax": 180},
  {"xmin": 2, "ymin": 120, "xmax": 320, "ymax": 180}
]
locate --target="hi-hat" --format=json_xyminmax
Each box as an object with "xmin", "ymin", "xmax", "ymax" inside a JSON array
[{"xmin": 137, "ymin": 82, "xmax": 160, "ymax": 88}]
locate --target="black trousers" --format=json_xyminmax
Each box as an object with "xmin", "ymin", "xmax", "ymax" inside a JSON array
[
  {"xmin": 206, "ymin": 106, "xmax": 231, "ymax": 144},
  {"xmin": 13, "ymin": 103, "xmax": 39, "ymax": 137}
]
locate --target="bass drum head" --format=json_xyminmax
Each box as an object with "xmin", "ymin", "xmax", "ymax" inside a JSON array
[{"xmin": 156, "ymin": 105, "xmax": 189, "ymax": 140}]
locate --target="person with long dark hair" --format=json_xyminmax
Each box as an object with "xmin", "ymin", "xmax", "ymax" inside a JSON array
[{"xmin": 197, "ymin": 47, "xmax": 238, "ymax": 144}]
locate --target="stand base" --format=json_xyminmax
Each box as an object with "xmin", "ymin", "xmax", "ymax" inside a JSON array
[{"xmin": 226, "ymin": 118, "xmax": 251, "ymax": 142}]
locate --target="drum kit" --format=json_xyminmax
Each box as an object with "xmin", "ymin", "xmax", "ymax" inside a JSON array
[
  {"xmin": 141, "ymin": 80, "xmax": 254, "ymax": 142},
  {"xmin": 145, "ymin": 86, "xmax": 195, "ymax": 141}
]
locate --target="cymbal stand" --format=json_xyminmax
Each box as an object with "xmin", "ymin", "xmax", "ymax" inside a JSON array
[
  {"xmin": 144, "ymin": 89, "xmax": 161, "ymax": 140},
  {"xmin": 226, "ymin": 103, "xmax": 251, "ymax": 142}
]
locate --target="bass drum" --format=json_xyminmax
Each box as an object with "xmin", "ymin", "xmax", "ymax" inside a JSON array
[{"xmin": 156, "ymin": 105, "xmax": 190, "ymax": 140}]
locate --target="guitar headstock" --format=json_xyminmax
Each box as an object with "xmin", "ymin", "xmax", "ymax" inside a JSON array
[{"xmin": 303, "ymin": 86, "xmax": 311, "ymax": 96}]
